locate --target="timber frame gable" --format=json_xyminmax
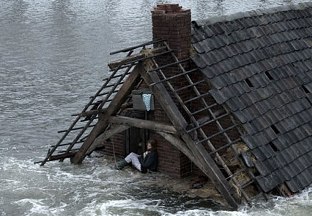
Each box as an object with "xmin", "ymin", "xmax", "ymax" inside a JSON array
[{"xmin": 37, "ymin": 40, "xmax": 261, "ymax": 209}]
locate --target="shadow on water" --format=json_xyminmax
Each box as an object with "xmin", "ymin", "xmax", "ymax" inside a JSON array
[{"xmin": 127, "ymin": 185, "xmax": 222, "ymax": 212}]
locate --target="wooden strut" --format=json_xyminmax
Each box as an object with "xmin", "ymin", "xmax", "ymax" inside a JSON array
[
  {"xmin": 70, "ymin": 64, "xmax": 142, "ymax": 164},
  {"xmin": 86, "ymin": 125, "xmax": 130, "ymax": 155}
]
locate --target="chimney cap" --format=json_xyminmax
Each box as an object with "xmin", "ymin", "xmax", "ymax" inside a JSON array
[{"xmin": 152, "ymin": 4, "xmax": 190, "ymax": 15}]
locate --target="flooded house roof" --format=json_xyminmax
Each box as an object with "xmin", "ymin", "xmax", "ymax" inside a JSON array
[
  {"xmin": 38, "ymin": 2, "xmax": 312, "ymax": 210},
  {"xmin": 191, "ymin": 2, "xmax": 312, "ymax": 193}
]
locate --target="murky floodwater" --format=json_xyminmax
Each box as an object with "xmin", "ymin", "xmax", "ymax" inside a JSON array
[{"xmin": 1, "ymin": 0, "xmax": 312, "ymax": 215}]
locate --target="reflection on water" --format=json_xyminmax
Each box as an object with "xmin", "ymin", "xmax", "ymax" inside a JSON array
[{"xmin": 0, "ymin": 0, "xmax": 310, "ymax": 215}]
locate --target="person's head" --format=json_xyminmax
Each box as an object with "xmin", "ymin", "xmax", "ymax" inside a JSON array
[{"xmin": 146, "ymin": 139, "xmax": 157, "ymax": 151}]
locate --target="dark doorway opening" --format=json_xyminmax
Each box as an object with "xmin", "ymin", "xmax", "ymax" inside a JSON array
[{"xmin": 125, "ymin": 111, "xmax": 149, "ymax": 155}]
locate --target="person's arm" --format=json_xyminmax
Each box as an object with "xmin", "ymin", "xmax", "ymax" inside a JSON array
[{"xmin": 141, "ymin": 151, "xmax": 157, "ymax": 169}]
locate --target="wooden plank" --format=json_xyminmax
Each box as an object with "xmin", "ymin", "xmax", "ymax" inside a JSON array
[
  {"xmin": 109, "ymin": 116, "xmax": 177, "ymax": 134},
  {"xmin": 48, "ymin": 152, "xmax": 76, "ymax": 161},
  {"xmin": 87, "ymin": 124, "xmax": 130, "ymax": 155},
  {"xmin": 71, "ymin": 64, "xmax": 143, "ymax": 164},
  {"xmin": 181, "ymin": 134, "xmax": 239, "ymax": 209}
]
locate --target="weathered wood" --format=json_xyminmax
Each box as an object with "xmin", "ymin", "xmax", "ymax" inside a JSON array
[
  {"xmin": 48, "ymin": 152, "xmax": 76, "ymax": 161},
  {"xmin": 108, "ymin": 53, "xmax": 145, "ymax": 70},
  {"xmin": 181, "ymin": 134, "xmax": 239, "ymax": 209},
  {"xmin": 87, "ymin": 124, "xmax": 130, "ymax": 155},
  {"xmin": 79, "ymin": 109, "xmax": 103, "ymax": 117},
  {"xmin": 71, "ymin": 64, "xmax": 143, "ymax": 164},
  {"xmin": 109, "ymin": 47, "xmax": 168, "ymax": 71},
  {"xmin": 109, "ymin": 116, "xmax": 177, "ymax": 134}
]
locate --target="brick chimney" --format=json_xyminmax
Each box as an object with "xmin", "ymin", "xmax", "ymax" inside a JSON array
[
  {"xmin": 152, "ymin": 4, "xmax": 191, "ymax": 60},
  {"xmin": 150, "ymin": 4, "xmax": 193, "ymax": 178}
]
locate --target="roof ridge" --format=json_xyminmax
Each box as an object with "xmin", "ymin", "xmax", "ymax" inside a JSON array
[{"xmin": 192, "ymin": 1, "xmax": 312, "ymax": 27}]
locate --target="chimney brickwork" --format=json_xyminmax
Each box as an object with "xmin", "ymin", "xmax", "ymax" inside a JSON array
[
  {"xmin": 150, "ymin": 4, "xmax": 193, "ymax": 177},
  {"xmin": 152, "ymin": 4, "xmax": 191, "ymax": 60}
]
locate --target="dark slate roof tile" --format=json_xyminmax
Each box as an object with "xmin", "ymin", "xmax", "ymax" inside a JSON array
[
  {"xmin": 304, "ymin": 82, "xmax": 312, "ymax": 93},
  {"xmin": 241, "ymin": 135, "xmax": 257, "ymax": 149},
  {"xmin": 240, "ymin": 108, "xmax": 254, "ymax": 122},
  {"xmin": 256, "ymin": 170, "xmax": 281, "ymax": 192},
  {"xmin": 299, "ymin": 156, "xmax": 311, "ymax": 171},
  {"xmin": 307, "ymin": 94, "xmax": 312, "ymax": 105},
  {"xmin": 280, "ymin": 168, "xmax": 291, "ymax": 181},
  {"xmin": 209, "ymin": 64, "xmax": 225, "ymax": 78},
  {"xmin": 282, "ymin": 132, "xmax": 296, "ymax": 146},
  {"xmin": 252, "ymin": 147, "xmax": 267, "ymax": 161},
  {"xmin": 201, "ymin": 65, "xmax": 216, "ymax": 79},
  {"xmin": 193, "ymin": 41, "xmax": 206, "ymax": 54},
  {"xmin": 292, "ymin": 87, "xmax": 306, "ymax": 98},
  {"xmin": 234, "ymin": 110, "xmax": 248, "ymax": 123},
  {"xmin": 276, "ymin": 153, "xmax": 288, "ymax": 168},
  {"xmin": 202, "ymin": 25, "xmax": 215, "ymax": 38},
  {"xmin": 191, "ymin": 54, "xmax": 207, "ymax": 69},
  {"xmin": 300, "ymin": 138, "xmax": 312, "ymax": 152},
  {"xmin": 226, "ymin": 98, "xmax": 240, "ymax": 112},
  {"xmin": 293, "ymin": 127, "xmax": 306, "ymax": 141},
  {"xmin": 211, "ymin": 23, "xmax": 225, "ymax": 35},
  {"xmin": 265, "ymin": 110, "xmax": 280, "ymax": 125},
  {"xmin": 212, "ymin": 74, "xmax": 231, "ymax": 89},
  {"xmin": 214, "ymin": 48, "xmax": 229, "ymax": 62},
  {"xmin": 239, "ymin": 94, "xmax": 253, "ymax": 107},
  {"xmin": 286, "ymin": 179, "xmax": 300, "ymax": 193},
  {"xmin": 254, "ymin": 160, "xmax": 271, "ymax": 176},
  {"xmin": 243, "ymin": 122, "xmax": 257, "ymax": 134},
  {"xmin": 301, "ymin": 123, "xmax": 312, "ymax": 137},
  {"xmin": 299, "ymin": 169, "xmax": 312, "ymax": 187},
  {"xmin": 209, "ymin": 89, "xmax": 227, "ymax": 104}
]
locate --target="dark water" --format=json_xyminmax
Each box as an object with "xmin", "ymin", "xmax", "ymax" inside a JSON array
[{"xmin": 1, "ymin": 0, "xmax": 312, "ymax": 215}]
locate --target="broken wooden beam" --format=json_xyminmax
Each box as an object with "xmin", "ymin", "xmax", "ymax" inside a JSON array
[
  {"xmin": 108, "ymin": 46, "xmax": 168, "ymax": 71},
  {"xmin": 108, "ymin": 53, "xmax": 145, "ymax": 70},
  {"xmin": 87, "ymin": 124, "xmax": 130, "ymax": 155},
  {"xmin": 48, "ymin": 152, "xmax": 76, "ymax": 161},
  {"xmin": 108, "ymin": 116, "xmax": 177, "ymax": 134},
  {"xmin": 71, "ymin": 64, "xmax": 142, "ymax": 164}
]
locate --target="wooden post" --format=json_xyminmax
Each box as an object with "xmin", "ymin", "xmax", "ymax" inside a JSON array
[{"xmin": 71, "ymin": 64, "xmax": 142, "ymax": 164}]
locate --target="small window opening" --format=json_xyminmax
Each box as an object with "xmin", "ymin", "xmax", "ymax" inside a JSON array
[
  {"xmin": 265, "ymin": 71, "xmax": 274, "ymax": 80},
  {"xmin": 269, "ymin": 142, "xmax": 279, "ymax": 152},
  {"xmin": 271, "ymin": 125, "xmax": 280, "ymax": 134},
  {"xmin": 245, "ymin": 78, "xmax": 254, "ymax": 88},
  {"xmin": 302, "ymin": 85, "xmax": 310, "ymax": 94}
]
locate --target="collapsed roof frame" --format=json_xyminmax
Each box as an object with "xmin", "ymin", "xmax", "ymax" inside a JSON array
[{"xmin": 37, "ymin": 40, "xmax": 269, "ymax": 209}]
